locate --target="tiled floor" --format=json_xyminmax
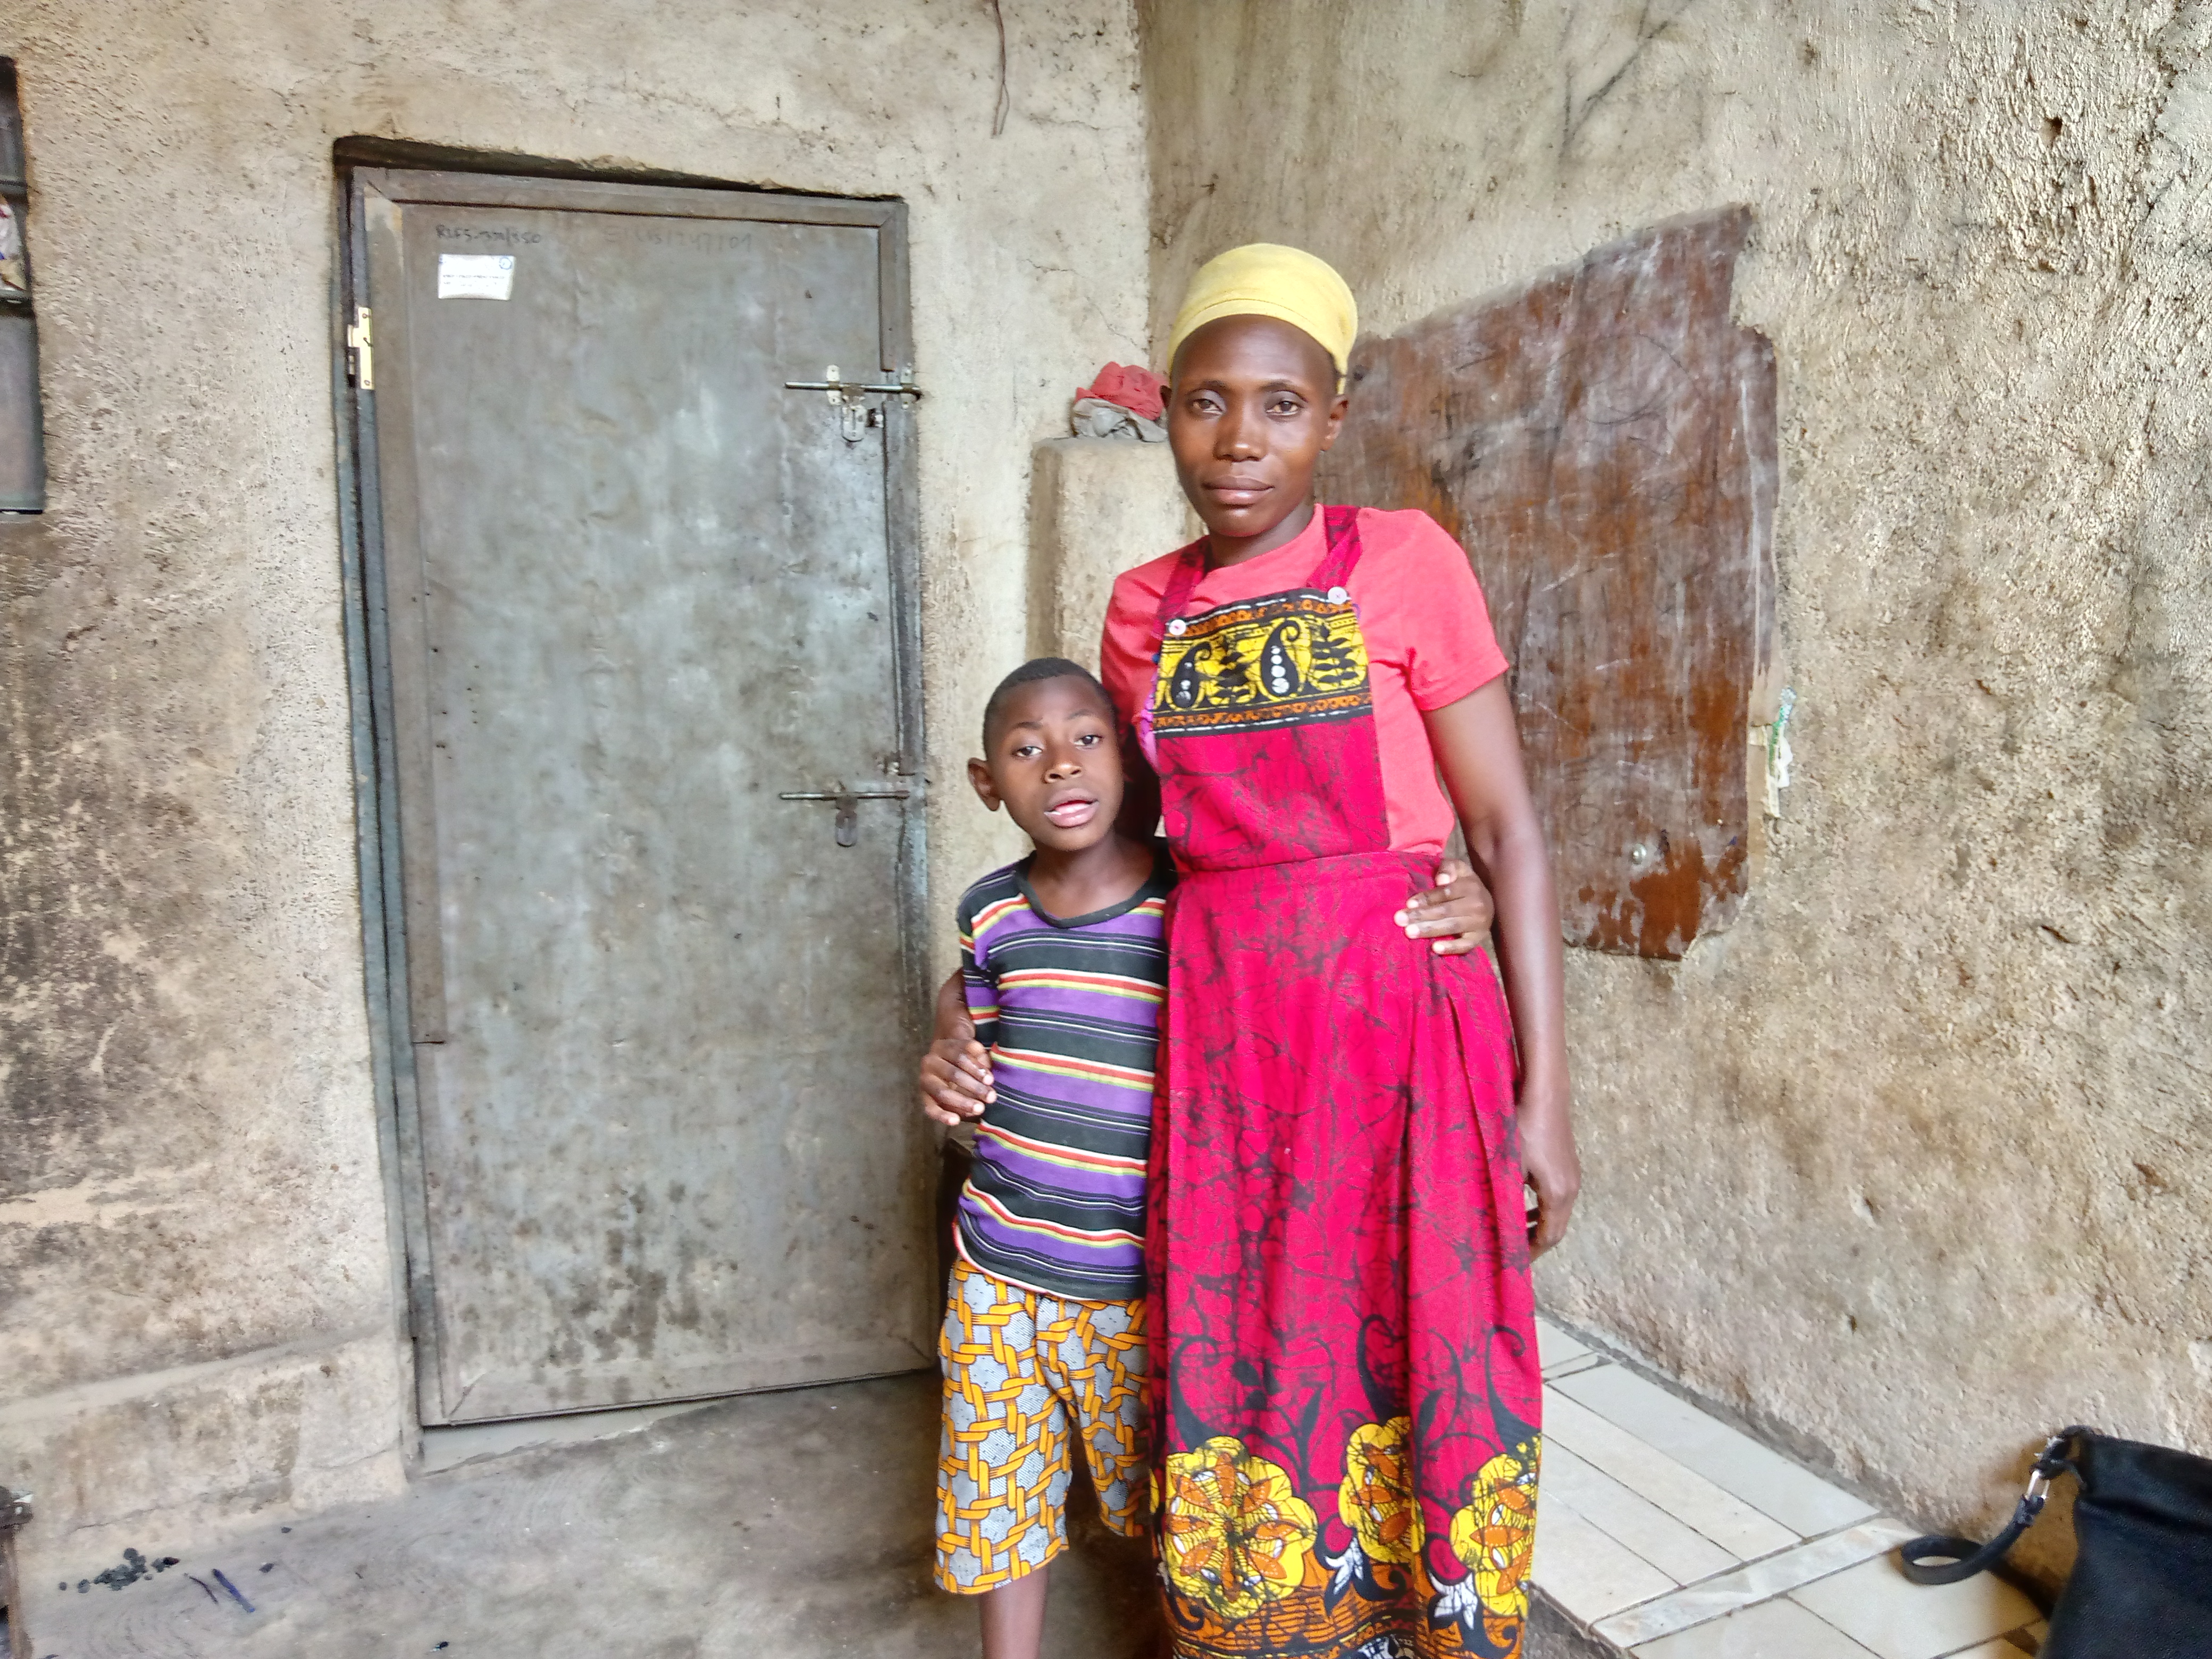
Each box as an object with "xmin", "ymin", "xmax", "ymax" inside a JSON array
[{"xmin": 1530, "ymin": 1317, "xmax": 2047, "ymax": 1658}]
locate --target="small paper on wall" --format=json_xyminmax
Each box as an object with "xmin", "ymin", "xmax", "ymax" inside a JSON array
[
  {"xmin": 437, "ymin": 254, "xmax": 515, "ymax": 300},
  {"xmin": 0, "ymin": 198, "xmax": 26, "ymax": 296}
]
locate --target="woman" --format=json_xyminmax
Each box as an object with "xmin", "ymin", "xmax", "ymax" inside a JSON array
[{"xmin": 928, "ymin": 245, "xmax": 1576, "ymax": 1659}]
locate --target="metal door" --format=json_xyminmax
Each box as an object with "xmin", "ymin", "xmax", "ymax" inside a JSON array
[{"xmin": 342, "ymin": 169, "xmax": 933, "ymax": 1423}]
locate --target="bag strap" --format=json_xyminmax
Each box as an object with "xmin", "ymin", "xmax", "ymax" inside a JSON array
[{"xmin": 1899, "ymin": 1429, "xmax": 2084, "ymax": 1586}]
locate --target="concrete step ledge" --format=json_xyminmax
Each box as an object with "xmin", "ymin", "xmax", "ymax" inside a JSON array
[
  {"xmin": 1531, "ymin": 1585, "xmax": 1626, "ymax": 1657},
  {"xmin": 1527, "ymin": 1314, "xmax": 2047, "ymax": 1657}
]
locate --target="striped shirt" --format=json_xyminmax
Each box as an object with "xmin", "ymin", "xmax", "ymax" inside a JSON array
[{"xmin": 952, "ymin": 849, "xmax": 1172, "ymax": 1303}]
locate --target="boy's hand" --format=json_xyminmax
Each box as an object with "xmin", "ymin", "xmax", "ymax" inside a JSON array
[
  {"xmin": 1395, "ymin": 857, "xmax": 1496, "ymax": 954},
  {"xmin": 919, "ymin": 1034, "xmax": 995, "ymax": 1126},
  {"xmin": 920, "ymin": 966, "xmax": 994, "ymax": 1127}
]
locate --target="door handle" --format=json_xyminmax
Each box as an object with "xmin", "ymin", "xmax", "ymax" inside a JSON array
[{"xmin": 778, "ymin": 787, "xmax": 911, "ymax": 848}]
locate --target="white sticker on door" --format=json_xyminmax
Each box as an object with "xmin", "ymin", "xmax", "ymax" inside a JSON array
[{"xmin": 437, "ymin": 254, "xmax": 515, "ymax": 300}]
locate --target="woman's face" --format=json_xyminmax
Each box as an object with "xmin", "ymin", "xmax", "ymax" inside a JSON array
[{"xmin": 1167, "ymin": 315, "xmax": 1347, "ymax": 546}]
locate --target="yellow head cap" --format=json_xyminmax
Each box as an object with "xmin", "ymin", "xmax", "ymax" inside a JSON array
[{"xmin": 1165, "ymin": 243, "xmax": 1358, "ymax": 389}]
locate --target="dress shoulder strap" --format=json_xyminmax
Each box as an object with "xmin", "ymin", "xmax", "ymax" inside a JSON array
[
  {"xmin": 1154, "ymin": 535, "xmax": 1210, "ymax": 630},
  {"xmin": 1309, "ymin": 504, "xmax": 1367, "ymax": 593},
  {"xmin": 1154, "ymin": 507, "xmax": 1366, "ymax": 638}
]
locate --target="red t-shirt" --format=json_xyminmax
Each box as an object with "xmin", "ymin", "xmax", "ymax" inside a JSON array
[{"xmin": 1100, "ymin": 506, "xmax": 1509, "ymax": 857}]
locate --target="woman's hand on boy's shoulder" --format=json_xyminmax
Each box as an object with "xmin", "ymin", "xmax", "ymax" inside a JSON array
[
  {"xmin": 919, "ymin": 1035, "xmax": 995, "ymax": 1126},
  {"xmin": 1395, "ymin": 857, "xmax": 1495, "ymax": 954}
]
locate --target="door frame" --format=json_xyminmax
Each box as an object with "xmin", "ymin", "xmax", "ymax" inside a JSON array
[{"xmin": 330, "ymin": 161, "xmax": 929, "ymax": 1428}]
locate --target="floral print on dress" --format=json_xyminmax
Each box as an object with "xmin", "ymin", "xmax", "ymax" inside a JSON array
[
  {"xmin": 1435, "ymin": 1438, "xmax": 1541, "ymax": 1655},
  {"xmin": 1160, "ymin": 1436, "xmax": 1320, "ymax": 1622},
  {"xmin": 1338, "ymin": 1418, "xmax": 1425, "ymax": 1565}
]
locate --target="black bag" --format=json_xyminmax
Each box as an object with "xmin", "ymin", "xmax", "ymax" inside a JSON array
[{"xmin": 1899, "ymin": 1427, "xmax": 2212, "ymax": 1657}]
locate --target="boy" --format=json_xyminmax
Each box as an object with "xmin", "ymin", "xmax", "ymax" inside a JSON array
[{"xmin": 921, "ymin": 656, "xmax": 1171, "ymax": 1659}]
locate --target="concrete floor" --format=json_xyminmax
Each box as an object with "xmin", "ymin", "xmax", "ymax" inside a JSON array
[
  {"xmin": 13, "ymin": 1358, "xmax": 1639, "ymax": 1659},
  {"xmin": 18, "ymin": 1373, "xmax": 1163, "ymax": 1659}
]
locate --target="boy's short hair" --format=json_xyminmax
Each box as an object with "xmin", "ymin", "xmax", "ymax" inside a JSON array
[{"xmin": 982, "ymin": 657, "xmax": 1111, "ymax": 748}]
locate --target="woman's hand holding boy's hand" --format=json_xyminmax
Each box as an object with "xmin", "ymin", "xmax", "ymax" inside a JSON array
[
  {"xmin": 919, "ymin": 1034, "xmax": 995, "ymax": 1126},
  {"xmin": 1395, "ymin": 857, "xmax": 1495, "ymax": 954}
]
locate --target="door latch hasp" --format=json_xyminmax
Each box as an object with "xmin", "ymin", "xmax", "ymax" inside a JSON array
[
  {"xmin": 778, "ymin": 786, "xmax": 910, "ymax": 847},
  {"xmin": 783, "ymin": 364, "xmax": 920, "ymax": 443}
]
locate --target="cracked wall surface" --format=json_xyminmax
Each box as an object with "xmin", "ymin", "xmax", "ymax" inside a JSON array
[
  {"xmin": 0, "ymin": 0, "xmax": 1145, "ymax": 1590},
  {"xmin": 1144, "ymin": 0, "xmax": 2212, "ymax": 1583}
]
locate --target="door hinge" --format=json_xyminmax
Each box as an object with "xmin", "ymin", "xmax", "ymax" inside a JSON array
[
  {"xmin": 0, "ymin": 1486, "xmax": 31, "ymax": 1534},
  {"xmin": 347, "ymin": 306, "xmax": 374, "ymax": 390}
]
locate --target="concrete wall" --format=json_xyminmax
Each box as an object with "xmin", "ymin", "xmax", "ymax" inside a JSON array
[
  {"xmin": 1143, "ymin": 0, "xmax": 2212, "ymax": 1576},
  {"xmin": 1027, "ymin": 436, "xmax": 1188, "ymax": 671},
  {"xmin": 0, "ymin": 0, "xmax": 1146, "ymax": 1588}
]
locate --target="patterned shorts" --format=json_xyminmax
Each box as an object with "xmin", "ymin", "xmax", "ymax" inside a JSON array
[{"xmin": 934, "ymin": 1258, "xmax": 1150, "ymax": 1594}]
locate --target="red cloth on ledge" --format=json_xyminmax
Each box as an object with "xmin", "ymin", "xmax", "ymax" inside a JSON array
[{"xmin": 1077, "ymin": 362, "xmax": 1169, "ymax": 423}]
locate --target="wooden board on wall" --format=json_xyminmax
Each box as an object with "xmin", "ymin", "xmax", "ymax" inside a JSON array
[{"xmin": 1322, "ymin": 208, "xmax": 1778, "ymax": 959}]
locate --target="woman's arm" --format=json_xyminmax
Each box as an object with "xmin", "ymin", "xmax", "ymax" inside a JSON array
[{"xmin": 1423, "ymin": 678, "xmax": 1580, "ymax": 1255}]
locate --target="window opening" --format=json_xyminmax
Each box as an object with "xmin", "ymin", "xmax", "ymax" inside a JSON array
[{"xmin": 0, "ymin": 59, "xmax": 44, "ymax": 514}]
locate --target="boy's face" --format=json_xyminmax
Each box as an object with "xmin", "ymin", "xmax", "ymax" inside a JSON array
[
  {"xmin": 1167, "ymin": 314, "xmax": 1347, "ymax": 542},
  {"xmin": 968, "ymin": 676, "xmax": 1125, "ymax": 853}
]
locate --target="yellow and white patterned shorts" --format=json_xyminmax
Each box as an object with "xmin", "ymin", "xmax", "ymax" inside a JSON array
[{"xmin": 934, "ymin": 1258, "xmax": 1150, "ymax": 1594}]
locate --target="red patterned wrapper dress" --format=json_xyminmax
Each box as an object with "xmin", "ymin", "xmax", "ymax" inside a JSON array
[{"xmin": 1136, "ymin": 506, "xmax": 1542, "ymax": 1659}]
